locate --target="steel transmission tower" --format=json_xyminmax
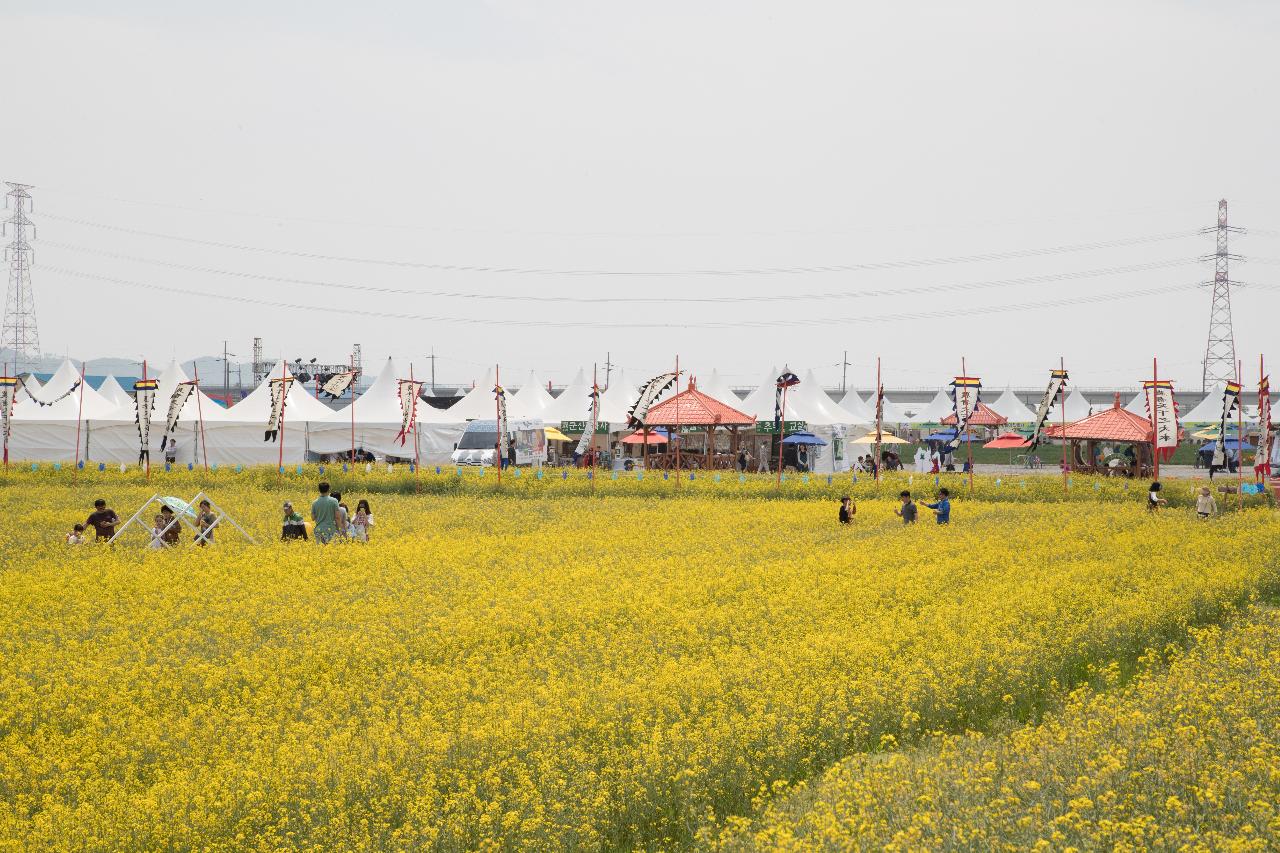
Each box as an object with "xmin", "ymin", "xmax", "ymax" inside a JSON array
[
  {"xmin": 2, "ymin": 182, "xmax": 41, "ymax": 373},
  {"xmin": 1200, "ymin": 199, "xmax": 1244, "ymax": 391}
]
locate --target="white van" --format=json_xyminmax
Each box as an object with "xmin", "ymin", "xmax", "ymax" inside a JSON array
[{"xmin": 450, "ymin": 419, "xmax": 547, "ymax": 466}]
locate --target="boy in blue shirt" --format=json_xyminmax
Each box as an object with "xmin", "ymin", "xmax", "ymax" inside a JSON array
[{"xmin": 923, "ymin": 488, "xmax": 951, "ymax": 524}]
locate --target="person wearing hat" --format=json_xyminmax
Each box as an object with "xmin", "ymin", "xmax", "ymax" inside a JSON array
[{"xmin": 281, "ymin": 501, "xmax": 308, "ymax": 540}]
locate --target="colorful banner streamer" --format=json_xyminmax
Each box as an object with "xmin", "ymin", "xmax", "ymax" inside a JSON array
[
  {"xmin": 1029, "ymin": 369, "xmax": 1068, "ymax": 449},
  {"xmin": 948, "ymin": 376, "xmax": 982, "ymax": 449},
  {"xmin": 1143, "ymin": 379, "xmax": 1180, "ymax": 461},
  {"xmin": 319, "ymin": 371, "xmax": 356, "ymax": 401},
  {"xmin": 1256, "ymin": 375, "xmax": 1271, "ymax": 477},
  {"xmin": 774, "ymin": 371, "xmax": 800, "ymax": 432},
  {"xmin": 264, "ymin": 377, "xmax": 293, "ymax": 443},
  {"xmin": 573, "ymin": 386, "xmax": 600, "ymax": 460},
  {"xmin": 159, "ymin": 382, "xmax": 196, "ymax": 452},
  {"xmin": 1, "ymin": 376, "xmax": 16, "ymax": 460},
  {"xmin": 133, "ymin": 378, "xmax": 158, "ymax": 463},
  {"xmin": 396, "ymin": 379, "xmax": 424, "ymax": 446},
  {"xmin": 627, "ymin": 372, "xmax": 678, "ymax": 429},
  {"xmin": 1211, "ymin": 381, "xmax": 1242, "ymax": 468}
]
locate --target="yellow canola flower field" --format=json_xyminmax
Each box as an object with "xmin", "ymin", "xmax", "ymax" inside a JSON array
[
  {"xmin": 722, "ymin": 607, "xmax": 1280, "ymax": 852},
  {"xmin": 1, "ymin": 473, "xmax": 1278, "ymax": 850}
]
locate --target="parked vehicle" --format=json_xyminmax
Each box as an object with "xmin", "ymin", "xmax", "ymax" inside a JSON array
[{"xmin": 450, "ymin": 419, "xmax": 547, "ymax": 466}]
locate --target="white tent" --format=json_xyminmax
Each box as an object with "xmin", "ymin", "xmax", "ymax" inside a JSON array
[
  {"xmin": 89, "ymin": 360, "xmax": 231, "ymax": 466},
  {"xmin": 194, "ymin": 360, "xmax": 337, "ymax": 465},
  {"xmin": 508, "ymin": 371, "xmax": 555, "ymax": 420},
  {"xmin": 594, "ymin": 368, "xmax": 635, "ymax": 428},
  {"xmin": 542, "ymin": 369, "xmax": 592, "ymax": 425},
  {"xmin": 988, "ymin": 389, "xmax": 1037, "ymax": 423},
  {"xmin": 1178, "ymin": 382, "xmax": 1256, "ymax": 425},
  {"xmin": 914, "ymin": 389, "xmax": 956, "ymax": 423},
  {"xmin": 881, "ymin": 398, "xmax": 923, "ymax": 424},
  {"xmin": 1123, "ymin": 391, "xmax": 1148, "ymax": 416},
  {"xmin": 8, "ymin": 359, "xmax": 126, "ymax": 463},
  {"xmin": 1061, "ymin": 390, "xmax": 1093, "ymax": 422},
  {"xmin": 97, "ymin": 375, "xmax": 133, "ymax": 409},
  {"xmin": 697, "ymin": 368, "xmax": 740, "ymax": 405},
  {"xmin": 16, "ymin": 373, "xmax": 41, "ymax": 402},
  {"xmin": 736, "ymin": 369, "xmax": 860, "ymax": 472},
  {"xmin": 309, "ymin": 358, "xmax": 463, "ymax": 463},
  {"xmin": 837, "ymin": 389, "xmax": 877, "ymax": 423},
  {"xmin": 442, "ymin": 368, "xmax": 500, "ymax": 422}
]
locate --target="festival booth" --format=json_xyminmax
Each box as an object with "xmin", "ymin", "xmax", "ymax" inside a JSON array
[
  {"xmin": 836, "ymin": 388, "xmax": 877, "ymax": 424},
  {"xmin": 97, "ymin": 376, "xmax": 134, "ymax": 409},
  {"xmin": 1043, "ymin": 393, "xmax": 1161, "ymax": 477},
  {"xmin": 1180, "ymin": 381, "xmax": 1259, "ymax": 425},
  {"xmin": 735, "ymin": 369, "xmax": 865, "ymax": 473},
  {"xmin": 204, "ymin": 360, "xmax": 338, "ymax": 466},
  {"xmin": 88, "ymin": 360, "xmax": 231, "ymax": 466},
  {"xmin": 308, "ymin": 358, "xmax": 463, "ymax": 465},
  {"xmin": 7, "ymin": 359, "xmax": 126, "ymax": 464},
  {"xmin": 508, "ymin": 371, "xmax": 555, "ymax": 421},
  {"xmin": 940, "ymin": 402, "xmax": 1008, "ymax": 436},
  {"xmin": 637, "ymin": 378, "xmax": 755, "ymax": 470},
  {"xmin": 987, "ymin": 389, "xmax": 1037, "ymax": 424},
  {"xmin": 541, "ymin": 370, "xmax": 598, "ymax": 465}
]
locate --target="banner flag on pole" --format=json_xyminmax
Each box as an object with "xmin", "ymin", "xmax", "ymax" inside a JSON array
[
  {"xmin": 947, "ymin": 376, "xmax": 982, "ymax": 449},
  {"xmin": 493, "ymin": 383, "xmax": 510, "ymax": 455},
  {"xmin": 774, "ymin": 371, "xmax": 800, "ymax": 432},
  {"xmin": 133, "ymin": 378, "xmax": 159, "ymax": 463},
  {"xmin": 264, "ymin": 376, "xmax": 293, "ymax": 442},
  {"xmin": 319, "ymin": 371, "xmax": 357, "ymax": 400},
  {"xmin": 395, "ymin": 379, "xmax": 424, "ymax": 445},
  {"xmin": 1142, "ymin": 379, "xmax": 1180, "ymax": 461},
  {"xmin": 19, "ymin": 376, "xmax": 81, "ymax": 407},
  {"xmin": 0, "ymin": 376, "xmax": 16, "ymax": 459},
  {"xmin": 1256, "ymin": 375, "xmax": 1271, "ymax": 477},
  {"xmin": 159, "ymin": 382, "xmax": 196, "ymax": 452},
  {"xmin": 1211, "ymin": 380, "xmax": 1242, "ymax": 468},
  {"xmin": 627, "ymin": 371, "xmax": 678, "ymax": 429},
  {"xmin": 574, "ymin": 386, "xmax": 600, "ymax": 460},
  {"xmin": 1029, "ymin": 369, "xmax": 1068, "ymax": 449}
]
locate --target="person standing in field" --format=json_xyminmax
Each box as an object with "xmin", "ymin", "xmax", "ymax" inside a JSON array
[
  {"xmin": 922, "ymin": 488, "xmax": 951, "ymax": 524},
  {"xmin": 311, "ymin": 482, "xmax": 340, "ymax": 544},
  {"xmin": 195, "ymin": 499, "xmax": 218, "ymax": 545},
  {"xmin": 152, "ymin": 505, "xmax": 181, "ymax": 548},
  {"xmin": 1195, "ymin": 486, "xmax": 1218, "ymax": 520},
  {"xmin": 1147, "ymin": 481, "xmax": 1167, "ymax": 512},
  {"xmin": 352, "ymin": 499, "xmax": 374, "ymax": 542},
  {"xmin": 85, "ymin": 498, "xmax": 120, "ymax": 542},
  {"xmin": 838, "ymin": 496, "xmax": 856, "ymax": 524},
  {"xmin": 332, "ymin": 492, "xmax": 350, "ymax": 539},
  {"xmin": 895, "ymin": 490, "xmax": 918, "ymax": 524},
  {"xmin": 65, "ymin": 523, "xmax": 87, "ymax": 545}
]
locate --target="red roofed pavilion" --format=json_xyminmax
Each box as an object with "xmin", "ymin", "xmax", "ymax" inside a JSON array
[
  {"xmin": 640, "ymin": 378, "xmax": 755, "ymax": 470},
  {"xmin": 1043, "ymin": 393, "xmax": 1162, "ymax": 477},
  {"xmin": 941, "ymin": 402, "xmax": 1008, "ymax": 428}
]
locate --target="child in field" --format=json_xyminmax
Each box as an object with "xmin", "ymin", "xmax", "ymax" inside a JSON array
[
  {"xmin": 895, "ymin": 490, "xmax": 918, "ymax": 524},
  {"xmin": 1147, "ymin": 481, "xmax": 1167, "ymax": 512},
  {"xmin": 838, "ymin": 496, "xmax": 856, "ymax": 525},
  {"xmin": 1195, "ymin": 486, "xmax": 1217, "ymax": 519},
  {"xmin": 352, "ymin": 499, "xmax": 374, "ymax": 541},
  {"xmin": 922, "ymin": 488, "xmax": 951, "ymax": 524},
  {"xmin": 65, "ymin": 523, "xmax": 87, "ymax": 545}
]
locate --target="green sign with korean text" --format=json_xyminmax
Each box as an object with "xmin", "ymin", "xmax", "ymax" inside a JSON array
[
  {"xmin": 560, "ymin": 420, "xmax": 611, "ymax": 435},
  {"xmin": 757, "ymin": 420, "xmax": 806, "ymax": 435}
]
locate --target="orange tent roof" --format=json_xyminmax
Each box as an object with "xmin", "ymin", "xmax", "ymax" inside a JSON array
[
  {"xmin": 1043, "ymin": 393, "xmax": 1153, "ymax": 443},
  {"xmin": 941, "ymin": 402, "xmax": 1008, "ymax": 427},
  {"xmin": 643, "ymin": 379, "xmax": 755, "ymax": 427}
]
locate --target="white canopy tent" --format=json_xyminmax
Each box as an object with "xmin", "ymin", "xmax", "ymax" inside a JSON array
[
  {"xmin": 1060, "ymin": 390, "xmax": 1094, "ymax": 422},
  {"xmin": 837, "ymin": 389, "xmax": 876, "ymax": 423},
  {"xmin": 737, "ymin": 369, "xmax": 862, "ymax": 473},
  {"xmin": 97, "ymin": 375, "xmax": 133, "ymax": 409},
  {"xmin": 988, "ymin": 389, "xmax": 1037, "ymax": 423},
  {"xmin": 443, "ymin": 368, "xmax": 500, "ymax": 422},
  {"xmin": 8, "ymin": 359, "xmax": 126, "ymax": 463},
  {"xmin": 1124, "ymin": 391, "xmax": 1148, "ymax": 416},
  {"xmin": 309, "ymin": 358, "xmax": 463, "ymax": 463},
  {"xmin": 90, "ymin": 360, "xmax": 230, "ymax": 465},
  {"xmin": 1180, "ymin": 381, "xmax": 1257, "ymax": 425},
  {"xmin": 16, "ymin": 373, "xmax": 41, "ymax": 402},
  {"xmin": 542, "ymin": 369, "xmax": 592, "ymax": 425},
  {"xmin": 914, "ymin": 389, "xmax": 956, "ymax": 423},
  {"xmin": 508, "ymin": 371, "xmax": 555, "ymax": 420}
]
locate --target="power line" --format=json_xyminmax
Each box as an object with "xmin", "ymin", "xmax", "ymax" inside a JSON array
[
  {"xmin": 37, "ymin": 211, "xmax": 1199, "ymax": 276},
  {"xmin": 38, "ymin": 240, "xmax": 1196, "ymax": 304},
  {"xmin": 42, "ymin": 264, "xmax": 1209, "ymax": 329}
]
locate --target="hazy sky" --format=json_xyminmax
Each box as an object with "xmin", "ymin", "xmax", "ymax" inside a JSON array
[{"xmin": 2, "ymin": 1, "xmax": 1278, "ymax": 391}]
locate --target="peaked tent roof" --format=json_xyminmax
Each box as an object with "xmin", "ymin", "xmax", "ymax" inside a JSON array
[
  {"xmin": 508, "ymin": 370, "xmax": 556, "ymax": 420},
  {"xmin": 16, "ymin": 373, "xmax": 41, "ymax": 402},
  {"xmin": 13, "ymin": 358, "xmax": 121, "ymax": 421},
  {"xmin": 916, "ymin": 389, "xmax": 957, "ymax": 423},
  {"xmin": 797, "ymin": 369, "xmax": 868, "ymax": 424},
  {"xmin": 1061, "ymin": 390, "xmax": 1094, "ymax": 422},
  {"xmin": 1180, "ymin": 381, "xmax": 1257, "ymax": 424},
  {"xmin": 1124, "ymin": 391, "xmax": 1148, "ymax": 416},
  {"xmin": 594, "ymin": 368, "xmax": 633, "ymax": 426},
  {"xmin": 1044, "ymin": 395, "xmax": 1155, "ymax": 443},
  {"xmin": 220, "ymin": 360, "xmax": 338, "ymax": 424},
  {"xmin": 150, "ymin": 360, "xmax": 229, "ymax": 423},
  {"xmin": 542, "ymin": 369, "xmax": 593, "ymax": 424},
  {"xmin": 319, "ymin": 357, "xmax": 457, "ymax": 425},
  {"xmin": 697, "ymin": 369, "xmax": 740, "ymax": 404},
  {"xmin": 443, "ymin": 367, "xmax": 502, "ymax": 421},
  {"xmin": 644, "ymin": 379, "xmax": 755, "ymax": 426},
  {"xmin": 739, "ymin": 368, "xmax": 812, "ymax": 423},
  {"xmin": 97, "ymin": 375, "xmax": 133, "ymax": 409},
  {"xmin": 837, "ymin": 389, "xmax": 877, "ymax": 422},
  {"xmin": 987, "ymin": 389, "xmax": 1038, "ymax": 423}
]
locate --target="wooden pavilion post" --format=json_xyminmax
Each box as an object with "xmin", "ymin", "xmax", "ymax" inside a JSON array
[{"xmin": 642, "ymin": 426, "xmax": 649, "ymax": 470}]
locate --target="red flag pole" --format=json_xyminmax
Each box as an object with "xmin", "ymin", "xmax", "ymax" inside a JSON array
[
  {"xmin": 962, "ymin": 357, "xmax": 973, "ymax": 494},
  {"xmin": 674, "ymin": 355, "xmax": 682, "ymax": 481},
  {"xmin": 1060, "ymin": 356, "xmax": 1068, "ymax": 492},
  {"xmin": 591, "ymin": 364, "xmax": 599, "ymax": 492},
  {"xmin": 494, "ymin": 364, "xmax": 502, "ymax": 485},
  {"xmin": 874, "ymin": 356, "xmax": 882, "ymax": 483},
  {"xmin": 143, "ymin": 360, "xmax": 151, "ymax": 481},
  {"xmin": 411, "ymin": 363, "xmax": 420, "ymax": 493},
  {"xmin": 775, "ymin": 380, "xmax": 788, "ymax": 487},
  {"xmin": 193, "ymin": 365, "xmax": 209, "ymax": 474},
  {"xmin": 74, "ymin": 359, "xmax": 86, "ymax": 473},
  {"xmin": 1150, "ymin": 357, "xmax": 1159, "ymax": 482},
  {"xmin": 277, "ymin": 359, "xmax": 287, "ymax": 477},
  {"xmin": 349, "ymin": 353, "xmax": 356, "ymax": 465},
  {"xmin": 1238, "ymin": 358, "xmax": 1245, "ymax": 510},
  {"xmin": 1261, "ymin": 353, "xmax": 1268, "ymax": 482},
  {"xmin": 3, "ymin": 360, "xmax": 9, "ymax": 471}
]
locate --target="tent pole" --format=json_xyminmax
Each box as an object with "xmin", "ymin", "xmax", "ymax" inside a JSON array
[
  {"xmin": 674, "ymin": 355, "xmax": 681, "ymax": 480},
  {"xmin": 1060, "ymin": 356, "xmax": 1068, "ymax": 492},
  {"xmin": 412, "ymin": 363, "xmax": 420, "ymax": 493},
  {"xmin": 1151, "ymin": 357, "xmax": 1160, "ymax": 482},
  {"xmin": 143, "ymin": 360, "xmax": 151, "ymax": 481},
  {"xmin": 591, "ymin": 365, "xmax": 599, "ymax": 492},
  {"xmin": 349, "ymin": 352, "xmax": 356, "ymax": 465},
  {"xmin": 963, "ymin": 357, "xmax": 974, "ymax": 494},
  {"xmin": 277, "ymin": 359, "xmax": 287, "ymax": 477},
  {"xmin": 194, "ymin": 366, "xmax": 209, "ymax": 475},
  {"xmin": 874, "ymin": 356, "xmax": 882, "ymax": 483},
  {"xmin": 776, "ymin": 380, "xmax": 788, "ymax": 487},
  {"xmin": 494, "ymin": 364, "xmax": 501, "ymax": 485},
  {"xmin": 74, "ymin": 359, "xmax": 86, "ymax": 473}
]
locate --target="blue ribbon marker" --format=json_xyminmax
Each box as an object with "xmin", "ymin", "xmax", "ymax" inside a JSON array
[
  {"xmin": 738, "ymin": 474, "xmax": 745, "ymax": 483},
  {"xmin": 611, "ymin": 471, "xmax": 617, "ymax": 480},
  {"xmin": 562, "ymin": 470, "xmax": 568, "ymax": 480},
  {"xmin": 714, "ymin": 473, "xmax": 721, "ymax": 483},
  {"xmin": 436, "ymin": 466, "xmax": 441, "ymax": 475},
  {"xmin": 318, "ymin": 465, "xmax": 324, "ymax": 475},
  {"xmin": 536, "ymin": 469, "xmax": 543, "ymax": 479},
  {"xmin": 164, "ymin": 463, "xmax": 170, "ymax": 472},
  {"xmin": 663, "ymin": 472, "xmax": 668, "ymax": 480},
  {"xmin": 781, "ymin": 474, "xmax": 786, "ymax": 483},
  {"xmin": 690, "ymin": 473, "xmax": 695, "ymax": 480},
  {"xmin": 587, "ymin": 470, "xmax": 593, "ymax": 480},
  {"xmin": 98, "ymin": 463, "xmax": 105, "ymax": 472},
  {"xmin": 187, "ymin": 463, "xmax": 193, "ymax": 471},
  {"xmin": 996, "ymin": 478, "xmax": 1002, "ymax": 486},
  {"xmin": 31, "ymin": 464, "xmax": 37, "ymax": 471},
  {"xmin": 636, "ymin": 472, "xmax": 643, "ymax": 481},
  {"xmin": 54, "ymin": 463, "xmax": 61, "ymax": 471},
  {"xmin": 343, "ymin": 463, "xmax": 348, "ymax": 473},
  {"xmin": 826, "ymin": 475, "xmax": 832, "ymax": 485},
  {"xmin": 296, "ymin": 465, "xmax": 303, "ymax": 474},
  {"xmin": 513, "ymin": 467, "xmax": 520, "ymax": 477},
  {"xmin": 78, "ymin": 460, "xmax": 85, "ymax": 470}
]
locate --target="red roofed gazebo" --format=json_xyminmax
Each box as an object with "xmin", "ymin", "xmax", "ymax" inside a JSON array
[
  {"xmin": 1043, "ymin": 393, "xmax": 1161, "ymax": 477},
  {"xmin": 941, "ymin": 402, "xmax": 1008, "ymax": 428},
  {"xmin": 640, "ymin": 378, "xmax": 755, "ymax": 470}
]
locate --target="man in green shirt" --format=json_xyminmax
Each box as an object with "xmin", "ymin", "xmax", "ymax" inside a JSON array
[{"xmin": 310, "ymin": 481, "xmax": 340, "ymax": 544}]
